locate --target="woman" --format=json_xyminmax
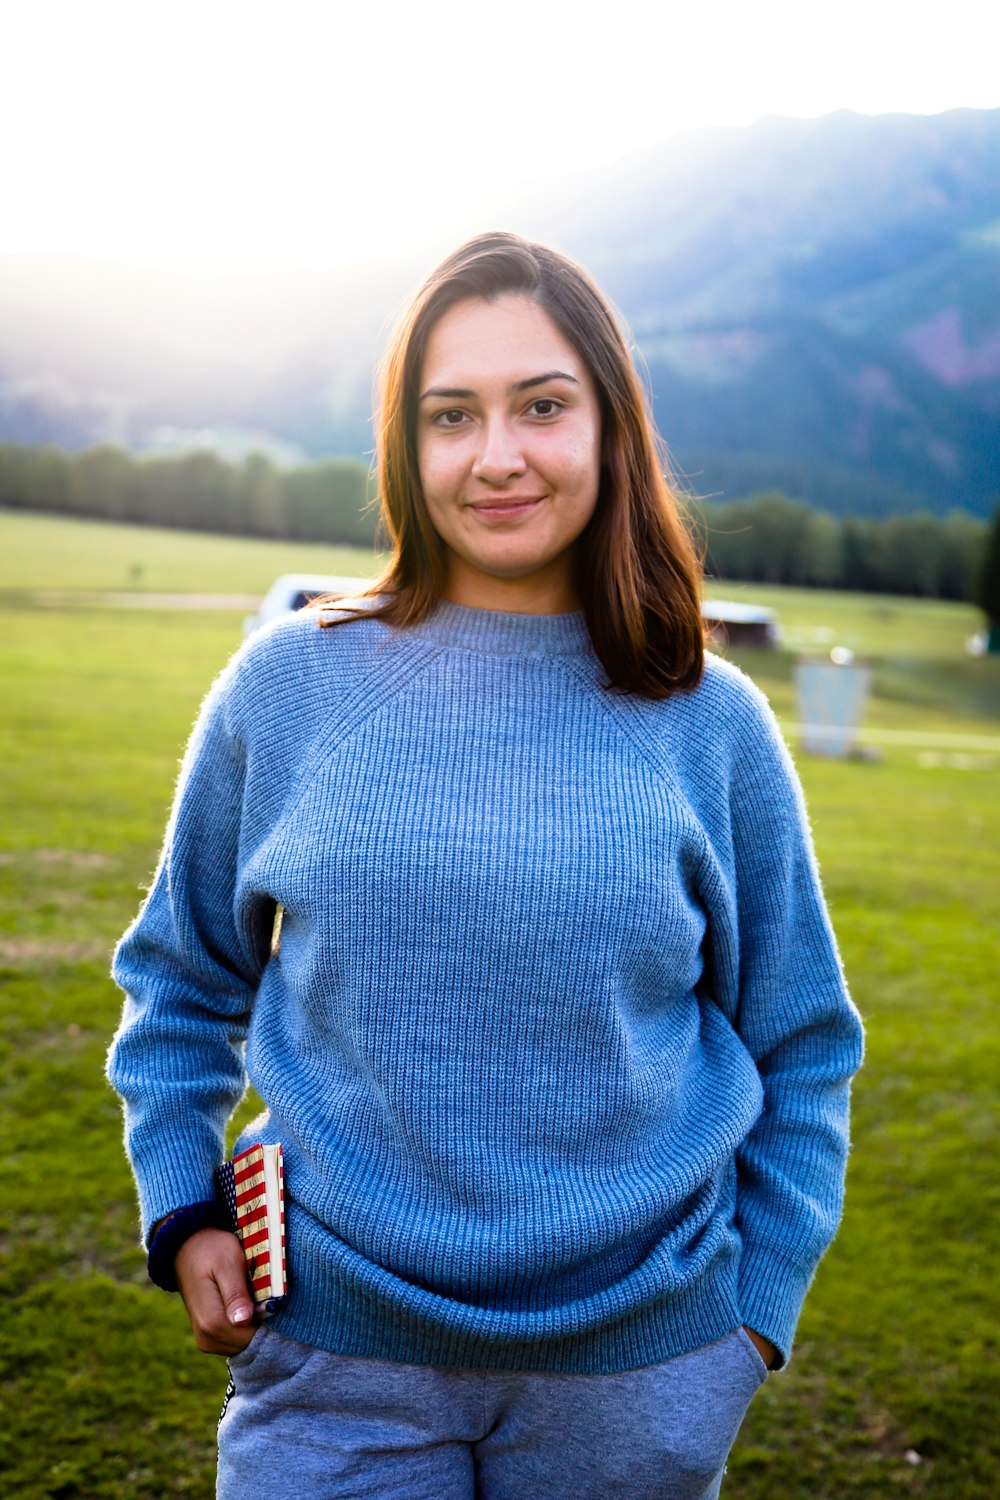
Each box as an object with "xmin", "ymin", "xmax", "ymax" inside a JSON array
[{"xmin": 107, "ymin": 231, "xmax": 864, "ymax": 1499}]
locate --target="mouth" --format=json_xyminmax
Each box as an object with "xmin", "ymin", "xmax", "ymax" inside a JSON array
[{"xmin": 468, "ymin": 496, "xmax": 544, "ymax": 521}]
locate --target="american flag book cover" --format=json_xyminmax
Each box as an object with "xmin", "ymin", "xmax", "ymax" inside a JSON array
[{"xmin": 216, "ymin": 1143, "xmax": 287, "ymax": 1310}]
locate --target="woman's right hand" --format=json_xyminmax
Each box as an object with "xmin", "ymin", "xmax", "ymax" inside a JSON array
[{"xmin": 173, "ymin": 1228, "xmax": 258, "ymax": 1355}]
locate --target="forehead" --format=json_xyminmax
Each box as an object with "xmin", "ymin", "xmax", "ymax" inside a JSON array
[{"xmin": 419, "ymin": 294, "xmax": 587, "ymax": 387}]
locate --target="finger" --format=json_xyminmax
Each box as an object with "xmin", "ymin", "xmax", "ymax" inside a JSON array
[
  {"xmin": 215, "ymin": 1268, "xmax": 255, "ymax": 1330},
  {"xmin": 196, "ymin": 1321, "xmax": 258, "ymax": 1357},
  {"xmin": 192, "ymin": 1298, "xmax": 258, "ymax": 1355}
]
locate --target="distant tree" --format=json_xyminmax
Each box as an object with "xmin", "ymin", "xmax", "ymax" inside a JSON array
[
  {"xmin": 138, "ymin": 451, "xmax": 237, "ymax": 532},
  {"xmin": 702, "ymin": 492, "xmax": 838, "ymax": 587},
  {"xmin": 974, "ymin": 502, "xmax": 1000, "ymax": 626},
  {"xmin": 877, "ymin": 513, "xmax": 947, "ymax": 597},
  {"xmin": 0, "ymin": 444, "xmax": 70, "ymax": 513},
  {"xmin": 839, "ymin": 517, "xmax": 879, "ymax": 592},
  {"xmin": 282, "ymin": 459, "xmax": 376, "ymax": 546},
  {"xmin": 68, "ymin": 445, "xmax": 137, "ymax": 523},
  {"xmin": 741, "ymin": 493, "xmax": 814, "ymax": 584},
  {"xmin": 801, "ymin": 509, "xmax": 841, "ymax": 586},
  {"xmin": 937, "ymin": 511, "xmax": 988, "ymax": 602},
  {"xmin": 238, "ymin": 453, "xmax": 284, "ymax": 537}
]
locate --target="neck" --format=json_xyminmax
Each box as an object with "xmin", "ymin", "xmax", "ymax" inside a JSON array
[{"xmin": 443, "ymin": 559, "xmax": 581, "ymax": 616}]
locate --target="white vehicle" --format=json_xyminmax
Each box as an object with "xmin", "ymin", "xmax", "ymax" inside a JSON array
[{"xmin": 243, "ymin": 573, "xmax": 374, "ymax": 638}]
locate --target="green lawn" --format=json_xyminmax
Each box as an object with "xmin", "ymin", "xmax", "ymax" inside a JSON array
[
  {"xmin": 0, "ymin": 508, "xmax": 382, "ymax": 596},
  {"xmin": 1, "ymin": 511, "xmax": 998, "ymax": 1496},
  {"xmin": 710, "ymin": 580, "xmax": 983, "ymax": 662}
]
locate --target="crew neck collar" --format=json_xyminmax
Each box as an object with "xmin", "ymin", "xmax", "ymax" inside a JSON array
[{"xmin": 408, "ymin": 599, "xmax": 593, "ymax": 657}]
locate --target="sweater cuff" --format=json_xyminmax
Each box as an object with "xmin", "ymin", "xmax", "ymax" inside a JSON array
[
  {"xmin": 147, "ymin": 1200, "xmax": 228, "ymax": 1291},
  {"xmin": 738, "ymin": 1245, "xmax": 815, "ymax": 1369}
]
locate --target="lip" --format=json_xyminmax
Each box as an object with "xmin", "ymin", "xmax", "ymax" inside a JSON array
[{"xmin": 467, "ymin": 496, "xmax": 545, "ymax": 520}]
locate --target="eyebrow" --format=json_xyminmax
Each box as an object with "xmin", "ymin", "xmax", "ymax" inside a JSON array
[{"xmin": 419, "ymin": 370, "xmax": 580, "ymax": 402}]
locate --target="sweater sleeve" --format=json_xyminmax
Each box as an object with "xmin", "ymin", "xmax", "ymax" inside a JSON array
[
  {"xmin": 723, "ymin": 684, "xmax": 864, "ymax": 1366},
  {"xmin": 106, "ymin": 654, "xmax": 275, "ymax": 1244}
]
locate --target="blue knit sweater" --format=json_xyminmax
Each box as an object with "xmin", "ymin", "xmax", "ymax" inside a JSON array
[{"xmin": 107, "ymin": 600, "xmax": 864, "ymax": 1371}]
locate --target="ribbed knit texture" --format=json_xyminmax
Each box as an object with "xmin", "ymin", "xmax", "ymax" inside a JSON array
[{"xmin": 107, "ymin": 601, "xmax": 864, "ymax": 1371}]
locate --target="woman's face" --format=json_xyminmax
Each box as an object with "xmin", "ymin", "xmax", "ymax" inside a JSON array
[{"xmin": 415, "ymin": 293, "xmax": 602, "ymax": 613}]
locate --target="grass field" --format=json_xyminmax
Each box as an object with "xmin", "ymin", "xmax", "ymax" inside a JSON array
[
  {"xmin": 1, "ymin": 510, "xmax": 998, "ymax": 1497},
  {"xmin": 0, "ymin": 508, "xmax": 383, "ymax": 597}
]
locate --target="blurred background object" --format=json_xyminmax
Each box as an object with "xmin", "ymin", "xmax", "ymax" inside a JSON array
[{"xmin": 795, "ymin": 651, "xmax": 873, "ymax": 757}]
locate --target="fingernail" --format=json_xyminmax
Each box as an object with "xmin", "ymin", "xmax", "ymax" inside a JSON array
[{"xmin": 231, "ymin": 1306, "xmax": 253, "ymax": 1324}]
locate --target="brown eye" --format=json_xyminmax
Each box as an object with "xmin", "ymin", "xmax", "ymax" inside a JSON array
[{"xmin": 528, "ymin": 399, "xmax": 561, "ymax": 418}]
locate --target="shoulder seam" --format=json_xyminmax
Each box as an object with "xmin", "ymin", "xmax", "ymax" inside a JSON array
[
  {"xmin": 253, "ymin": 635, "xmax": 448, "ymax": 834},
  {"xmin": 552, "ymin": 657, "xmax": 723, "ymax": 874}
]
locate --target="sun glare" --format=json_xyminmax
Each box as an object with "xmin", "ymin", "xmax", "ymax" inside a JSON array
[{"xmin": 3, "ymin": 0, "xmax": 998, "ymax": 269}]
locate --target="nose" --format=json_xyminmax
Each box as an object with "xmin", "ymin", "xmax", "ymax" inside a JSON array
[{"xmin": 471, "ymin": 416, "xmax": 527, "ymax": 485}]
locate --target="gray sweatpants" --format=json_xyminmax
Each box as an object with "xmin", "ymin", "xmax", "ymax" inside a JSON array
[{"xmin": 217, "ymin": 1324, "xmax": 769, "ymax": 1499}]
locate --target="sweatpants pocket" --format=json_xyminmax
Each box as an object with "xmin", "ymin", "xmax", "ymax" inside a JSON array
[{"xmin": 734, "ymin": 1326, "xmax": 771, "ymax": 1386}]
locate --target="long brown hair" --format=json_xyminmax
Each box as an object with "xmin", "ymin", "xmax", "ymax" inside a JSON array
[{"xmin": 320, "ymin": 230, "xmax": 704, "ymax": 699}]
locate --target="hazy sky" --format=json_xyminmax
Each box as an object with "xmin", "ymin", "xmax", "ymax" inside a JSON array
[{"xmin": 5, "ymin": 0, "xmax": 998, "ymax": 269}]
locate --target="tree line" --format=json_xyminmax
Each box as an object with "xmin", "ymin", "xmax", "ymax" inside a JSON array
[
  {"xmin": 693, "ymin": 492, "xmax": 988, "ymax": 602},
  {"xmin": 0, "ymin": 443, "xmax": 377, "ymax": 548},
  {"xmin": 0, "ymin": 442, "xmax": 993, "ymax": 605}
]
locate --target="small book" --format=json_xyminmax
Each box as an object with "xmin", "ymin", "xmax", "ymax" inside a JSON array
[{"xmin": 215, "ymin": 1143, "xmax": 287, "ymax": 1313}]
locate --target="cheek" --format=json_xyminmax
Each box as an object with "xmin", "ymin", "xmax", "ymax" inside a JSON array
[
  {"xmin": 561, "ymin": 411, "xmax": 601, "ymax": 480},
  {"xmin": 561, "ymin": 434, "xmax": 602, "ymax": 505},
  {"xmin": 417, "ymin": 438, "xmax": 463, "ymax": 506},
  {"xmin": 417, "ymin": 448, "xmax": 467, "ymax": 548},
  {"xmin": 415, "ymin": 436, "xmax": 434, "ymax": 497}
]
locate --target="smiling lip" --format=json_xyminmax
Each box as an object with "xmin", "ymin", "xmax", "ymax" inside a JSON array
[{"xmin": 468, "ymin": 496, "xmax": 544, "ymax": 520}]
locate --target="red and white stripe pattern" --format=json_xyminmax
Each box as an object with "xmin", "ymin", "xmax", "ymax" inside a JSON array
[{"xmin": 218, "ymin": 1143, "xmax": 286, "ymax": 1303}]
